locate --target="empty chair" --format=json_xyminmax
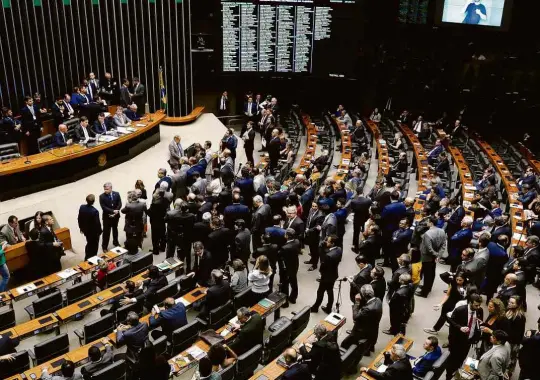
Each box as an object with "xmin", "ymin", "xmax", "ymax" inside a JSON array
[
  {"xmin": 431, "ymin": 350, "xmax": 450, "ymax": 378},
  {"xmin": 37, "ymin": 134, "xmax": 54, "ymax": 152},
  {"xmin": 106, "ymin": 264, "xmax": 131, "ymax": 287},
  {"xmin": 233, "ymin": 286, "xmax": 253, "ymax": 310},
  {"xmin": 340, "ymin": 341, "xmax": 366, "ymax": 375},
  {"xmin": 178, "ymin": 275, "xmax": 196, "ymax": 296},
  {"xmin": 289, "ymin": 306, "xmax": 311, "ymax": 343},
  {"xmin": 75, "ymin": 313, "xmax": 116, "ymax": 346},
  {"xmin": 235, "ymin": 344, "xmax": 262, "ymax": 380},
  {"xmin": 130, "ymin": 253, "xmax": 153, "ymax": 275},
  {"xmin": 90, "ymin": 359, "xmax": 126, "ymax": 380},
  {"xmin": 152, "ymin": 335, "xmax": 168, "ymax": 357},
  {"xmin": 218, "ymin": 363, "xmax": 236, "ymax": 380},
  {"xmin": 116, "ymin": 301, "xmax": 143, "ymax": 324},
  {"xmin": 263, "ymin": 319, "xmax": 292, "ymax": 363},
  {"xmin": 206, "ymin": 300, "xmax": 234, "ymax": 331},
  {"xmin": 170, "ymin": 319, "xmax": 202, "ymax": 355},
  {"xmin": 154, "ymin": 282, "xmax": 178, "ymax": 305},
  {"xmin": 25, "ymin": 289, "xmax": 63, "ymax": 319},
  {"xmin": 0, "ymin": 350, "xmax": 30, "ymax": 378},
  {"xmin": 29, "ymin": 333, "xmax": 70, "ymax": 365},
  {"xmin": 66, "ymin": 279, "xmax": 95, "ymax": 305},
  {"xmin": 0, "ymin": 143, "xmax": 20, "ymax": 161},
  {"xmin": 0, "ymin": 308, "xmax": 16, "ymax": 331}
]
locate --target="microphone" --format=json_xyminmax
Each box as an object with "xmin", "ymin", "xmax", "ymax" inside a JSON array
[{"xmin": 338, "ymin": 277, "xmax": 349, "ymax": 282}]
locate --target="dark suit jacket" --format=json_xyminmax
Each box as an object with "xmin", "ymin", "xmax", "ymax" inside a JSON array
[
  {"xmin": 285, "ymin": 217, "xmax": 305, "ymax": 242},
  {"xmin": 265, "ymin": 226, "xmax": 287, "ymax": 247},
  {"xmin": 193, "ymin": 222, "xmax": 212, "ymax": 247},
  {"xmin": 99, "ymin": 191, "xmax": 122, "ymax": 219},
  {"xmin": 78, "ymin": 204, "xmax": 102, "ymax": 236},
  {"xmin": 305, "ymin": 210, "xmax": 325, "ymax": 244},
  {"xmin": 351, "ymin": 297, "xmax": 383, "ymax": 343},
  {"xmin": 20, "ymin": 105, "xmax": 41, "ymax": 132},
  {"xmin": 367, "ymin": 358, "xmax": 413, "ymax": 380},
  {"xmin": 207, "ymin": 227, "xmax": 234, "ymax": 267},
  {"xmin": 120, "ymin": 86, "xmax": 131, "ymax": 107},
  {"xmin": 358, "ymin": 235, "xmax": 380, "ymax": 266},
  {"xmin": 279, "ymin": 239, "xmax": 301, "ymax": 276},
  {"xmin": 53, "ymin": 131, "xmax": 69, "ymax": 147},
  {"xmin": 448, "ymin": 304, "xmax": 484, "ymax": 348},
  {"xmin": 204, "ymin": 281, "xmax": 231, "ymax": 315},
  {"xmin": 224, "ymin": 204, "xmax": 251, "ymax": 230},
  {"xmin": 389, "ymin": 285, "xmax": 412, "ymax": 323},
  {"xmin": 252, "ymin": 204, "xmax": 272, "ymax": 235},
  {"xmin": 350, "ymin": 265, "xmax": 373, "ymax": 301},
  {"xmin": 92, "ymin": 120, "xmax": 109, "ymax": 135},
  {"xmin": 319, "ymin": 247, "xmax": 342, "ymax": 282},
  {"xmin": 74, "ymin": 125, "xmax": 96, "ymax": 141},
  {"xmin": 351, "ymin": 196, "xmax": 372, "ymax": 227},
  {"xmin": 255, "ymin": 244, "xmax": 279, "ymax": 269},
  {"xmin": 234, "ymin": 229, "xmax": 251, "ymax": 262},
  {"xmin": 194, "ymin": 250, "xmax": 215, "ymax": 287},
  {"xmin": 381, "ymin": 202, "xmax": 407, "ymax": 233},
  {"xmin": 135, "ymin": 275, "xmax": 168, "ymax": 309},
  {"xmin": 121, "ymin": 202, "xmax": 147, "ymax": 234},
  {"xmin": 371, "ymin": 278, "xmax": 386, "ymax": 300},
  {"xmin": 131, "ymin": 83, "xmax": 146, "ymax": 109},
  {"xmin": 116, "ymin": 322, "xmax": 149, "ymax": 362},
  {"xmin": 387, "ymin": 266, "xmax": 411, "ymax": 298},
  {"xmin": 243, "ymin": 129, "xmax": 256, "ymax": 150},
  {"xmin": 282, "ymin": 363, "xmax": 312, "ymax": 380},
  {"xmin": 229, "ymin": 313, "xmax": 264, "ymax": 356},
  {"xmin": 81, "ymin": 345, "xmax": 113, "ymax": 379},
  {"xmin": 149, "ymin": 303, "xmax": 188, "ymax": 340}
]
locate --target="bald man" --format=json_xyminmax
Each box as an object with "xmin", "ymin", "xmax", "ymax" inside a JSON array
[
  {"xmin": 53, "ymin": 124, "xmax": 73, "ymax": 147},
  {"xmin": 281, "ymin": 348, "xmax": 311, "ymax": 380}
]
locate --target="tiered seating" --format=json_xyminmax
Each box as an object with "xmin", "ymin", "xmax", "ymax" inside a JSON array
[
  {"xmin": 365, "ymin": 120, "xmax": 389, "ymax": 177},
  {"xmin": 328, "ymin": 116, "xmax": 352, "ymax": 182}
]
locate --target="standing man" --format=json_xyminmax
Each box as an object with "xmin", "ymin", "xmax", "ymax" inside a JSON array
[
  {"xmin": 168, "ymin": 135, "xmax": 183, "ymax": 170},
  {"xmin": 217, "ymin": 90, "xmax": 229, "ymax": 116},
  {"xmin": 311, "ymin": 235, "xmax": 342, "ymax": 313},
  {"xmin": 40, "ymin": 215, "xmax": 63, "ymax": 272},
  {"xmin": 242, "ymin": 121, "xmax": 256, "ymax": 165},
  {"xmin": 99, "ymin": 72, "xmax": 118, "ymax": 104},
  {"xmin": 416, "ymin": 216, "xmax": 447, "ymax": 298},
  {"xmin": 279, "ymin": 229, "xmax": 301, "ymax": 307},
  {"xmin": 78, "ymin": 194, "xmax": 103, "ymax": 260},
  {"xmin": 477, "ymin": 330, "xmax": 511, "ymax": 380},
  {"xmin": 268, "ymin": 129, "xmax": 281, "ymax": 172},
  {"xmin": 121, "ymin": 191, "xmax": 147, "ymax": 245},
  {"xmin": 130, "ymin": 77, "xmax": 146, "ymax": 111},
  {"xmin": 99, "ymin": 182, "xmax": 122, "ymax": 252},
  {"xmin": 244, "ymin": 96, "xmax": 257, "ymax": 123},
  {"xmin": 304, "ymin": 202, "xmax": 325, "ymax": 270},
  {"xmin": 20, "ymin": 95, "xmax": 43, "ymax": 154},
  {"xmin": 350, "ymin": 192, "xmax": 372, "ymax": 252},
  {"xmin": 87, "ymin": 72, "xmax": 100, "ymax": 101},
  {"xmin": 251, "ymin": 195, "xmax": 271, "ymax": 251},
  {"xmin": 120, "ymin": 78, "xmax": 132, "ymax": 107}
]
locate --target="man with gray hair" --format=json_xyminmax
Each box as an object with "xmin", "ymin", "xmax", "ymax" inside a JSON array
[
  {"xmin": 228, "ymin": 306, "xmax": 264, "ymax": 356},
  {"xmin": 121, "ymin": 190, "xmax": 147, "ymax": 245},
  {"xmin": 155, "ymin": 168, "xmax": 172, "ymax": 192},
  {"xmin": 385, "ymin": 273, "xmax": 412, "ymax": 335},
  {"xmin": 171, "ymin": 158, "xmax": 189, "ymax": 200},
  {"xmin": 341, "ymin": 284, "xmax": 383, "ymax": 353},
  {"xmin": 99, "ymin": 182, "xmax": 122, "ymax": 252},
  {"xmin": 168, "ymin": 135, "xmax": 183, "ymax": 169},
  {"xmin": 360, "ymin": 344, "xmax": 412, "ymax": 378},
  {"xmin": 448, "ymin": 215, "xmax": 474, "ymax": 272},
  {"xmin": 252, "ymin": 195, "xmax": 271, "ymax": 251}
]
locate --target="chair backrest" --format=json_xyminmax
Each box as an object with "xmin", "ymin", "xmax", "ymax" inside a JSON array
[
  {"xmin": 218, "ymin": 363, "xmax": 236, "ymax": 380},
  {"xmin": 0, "ymin": 350, "xmax": 30, "ymax": 378},
  {"xmin": 233, "ymin": 286, "xmax": 253, "ymax": 310},
  {"xmin": 116, "ymin": 301, "xmax": 143, "ymax": 324},
  {"xmin": 106, "ymin": 264, "xmax": 131, "ymax": 287},
  {"xmin": 152, "ymin": 335, "xmax": 168, "ymax": 357},
  {"xmin": 178, "ymin": 275, "xmax": 196, "ymax": 296},
  {"xmin": 90, "ymin": 359, "xmax": 126, "ymax": 380},
  {"xmin": 340, "ymin": 343, "xmax": 364, "ymax": 375},
  {"xmin": 0, "ymin": 143, "xmax": 19, "ymax": 157},
  {"xmin": 432, "ymin": 350, "xmax": 450, "ymax": 376},
  {"xmin": 0, "ymin": 308, "xmax": 16, "ymax": 331},
  {"xmin": 265, "ymin": 320, "xmax": 292, "ymax": 363},
  {"xmin": 65, "ymin": 117, "xmax": 80, "ymax": 130},
  {"xmin": 290, "ymin": 306, "xmax": 310, "ymax": 342},
  {"xmin": 423, "ymin": 371, "xmax": 435, "ymax": 380},
  {"xmin": 171, "ymin": 319, "xmax": 202, "ymax": 355},
  {"xmin": 209, "ymin": 300, "xmax": 234, "ymax": 330},
  {"xmin": 32, "ymin": 290, "xmax": 63, "ymax": 318},
  {"xmin": 130, "ymin": 253, "xmax": 153, "ymax": 275},
  {"xmin": 34, "ymin": 333, "xmax": 70, "ymax": 365},
  {"xmin": 37, "ymin": 134, "xmax": 54, "ymax": 152},
  {"xmin": 84, "ymin": 313, "xmax": 116, "ymax": 344},
  {"xmin": 66, "ymin": 279, "xmax": 96, "ymax": 305},
  {"xmin": 236, "ymin": 344, "xmax": 262, "ymax": 380},
  {"xmin": 154, "ymin": 282, "xmax": 179, "ymax": 305}
]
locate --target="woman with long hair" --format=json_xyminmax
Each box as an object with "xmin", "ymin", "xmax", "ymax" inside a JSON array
[
  {"xmin": 230, "ymin": 259, "xmax": 248, "ymax": 294},
  {"xmin": 248, "ymin": 255, "xmax": 272, "ymax": 304},
  {"xmin": 503, "ymin": 295, "xmax": 526, "ymax": 377},
  {"xmin": 134, "ymin": 179, "xmax": 147, "ymax": 199},
  {"xmin": 478, "ymin": 298, "xmax": 506, "ymax": 356},
  {"xmin": 29, "ymin": 211, "xmax": 45, "ymax": 232}
]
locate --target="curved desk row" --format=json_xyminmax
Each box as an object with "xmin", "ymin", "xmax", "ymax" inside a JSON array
[
  {"xmin": 474, "ymin": 136, "xmax": 527, "ymax": 247},
  {"xmin": 294, "ymin": 114, "xmax": 318, "ymax": 175},
  {"xmin": 332, "ymin": 117, "xmax": 352, "ymax": 182},
  {"xmin": 366, "ymin": 121, "xmax": 389, "ymax": 177},
  {"xmin": 163, "ymin": 106, "xmax": 205, "ymax": 125},
  {"xmin": 0, "ymin": 112, "xmax": 166, "ymax": 200},
  {"xmin": 517, "ymin": 142, "xmax": 540, "ymax": 174}
]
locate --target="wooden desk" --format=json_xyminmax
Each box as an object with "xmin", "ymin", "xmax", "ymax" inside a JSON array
[
  {"xmin": 358, "ymin": 334, "xmax": 414, "ymax": 380},
  {"xmin": 517, "ymin": 142, "xmax": 540, "ymax": 174},
  {"xmin": 5, "ymin": 375, "xmax": 23, "ymax": 380},
  {"xmin": 78, "ymin": 249, "xmax": 126, "ymax": 274},
  {"xmin": 163, "ymin": 106, "xmax": 205, "ymax": 125},
  {"xmin": 474, "ymin": 136, "xmax": 526, "ymax": 246},
  {"xmin": 170, "ymin": 292, "xmax": 287, "ymax": 375},
  {"xmin": 366, "ymin": 121, "xmax": 390, "ymax": 177},
  {"xmin": 0, "ymin": 112, "xmax": 166, "ymax": 200},
  {"xmin": 10, "ymin": 313, "xmax": 60, "ymax": 341},
  {"xmin": 294, "ymin": 114, "xmax": 318, "ymax": 175},
  {"xmin": 4, "ymin": 227, "xmax": 72, "ymax": 273},
  {"xmin": 0, "ymin": 292, "xmax": 12, "ymax": 308},
  {"xmin": 23, "ymin": 354, "xmax": 71, "ymax": 379},
  {"xmin": 250, "ymin": 316, "xmax": 346, "ymax": 379},
  {"xmin": 332, "ymin": 116, "xmax": 352, "ymax": 181},
  {"xmin": 55, "ymin": 298, "xmax": 99, "ymax": 324}
]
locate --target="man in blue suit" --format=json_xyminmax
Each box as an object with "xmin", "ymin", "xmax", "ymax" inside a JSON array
[
  {"xmin": 265, "ymin": 215, "xmax": 287, "ymax": 247},
  {"xmin": 421, "ymin": 179, "xmax": 445, "ymax": 199},
  {"xmin": 445, "ymin": 199, "xmax": 466, "ymax": 240},
  {"xmin": 77, "ymin": 194, "xmax": 102, "ymax": 259},
  {"xmin": 490, "ymin": 216, "xmax": 511, "ymax": 242},
  {"xmin": 116, "ymin": 312, "xmax": 149, "ymax": 363},
  {"xmin": 518, "ymin": 184, "xmax": 537, "ymax": 209},
  {"xmin": 124, "ymin": 104, "xmax": 141, "ymax": 121},
  {"xmin": 53, "ymin": 124, "xmax": 73, "ymax": 147},
  {"xmin": 390, "ymin": 219, "xmax": 413, "ymax": 270},
  {"xmin": 235, "ymin": 168, "xmax": 255, "ymax": 205},
  {"xmin": 267, "ymin": 187, "xmax": 289, "ymax": 218},
  {"xmin": 149, "ymin": 297, "xmax": 187, "ymax": 341},
  {"xmin": 381, "ymin": 191, "xmax": 407, "ymax": 267},
  {"xmin": 92, "ymin": 113, "xmax": 111, "ymax": 135},
  {"xmin": 448, "ymin": 216, "xmax": 473, "ymax": 272},
  {"xmin": 99, "ymin": 182, "xmax": 122, "ymax": 252},
  {"xmin": 427, "ymin": 139, "xmax": 444, "ymax": 166},
  {"xmin": 224, "ymin": 193, "xmax": 251, "ymax": 230},
  {"xmin": 281, "ymin": 348, "xmax": 311, "ymax": 380}
]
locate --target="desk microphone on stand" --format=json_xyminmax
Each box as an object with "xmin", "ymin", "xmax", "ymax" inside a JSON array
[{"xmin": 24, "ymin": 155, "xmax": 31, "ymax": 164}]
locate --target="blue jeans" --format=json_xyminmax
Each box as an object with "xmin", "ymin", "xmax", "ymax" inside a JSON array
[{"xmin": 0, "ymin": 263, "xmax": 10, "ymax": 292}]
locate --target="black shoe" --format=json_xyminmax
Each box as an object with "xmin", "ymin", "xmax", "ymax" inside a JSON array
[
  {"xmin": 113, "ymin": 242, "xmax": 120, "ymax": 247},
  {"xmin": 321, "ymin": 306, "xmax": 332, "ymax": 314},
  {"xmin": 346, "ymin": 330, "xmax": 352, "ymax": 334},
  {"xmin": 310, "ymin": 306, "xmax": 318, "ymax": 313},
  {"xmin": 283, "ymin": 302, "xmax": 290, "ymax": 308},
  {"xmin": 289, "ymin": 299, "xmax": 296, "ymax": 304},
  {"xmin": 415, "ymin": 290, "xmax": 427, "ymax": 298},
  {"xmin": 382, "ymin": 329, "xmax": 394, "ymax": 335}
]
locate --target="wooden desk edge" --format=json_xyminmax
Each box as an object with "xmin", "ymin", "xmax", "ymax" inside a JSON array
[{"xmin": 163, "ymin": 106, "xmax": 205, "ymax": 124}]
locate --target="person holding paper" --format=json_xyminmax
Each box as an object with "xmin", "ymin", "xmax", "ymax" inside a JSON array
[
  {"xmin": 228, "ymin": 307, "xmax": 264, "ymax": 356},
  {"xmin": 359, "ymin": 343, "xmax": 413, "ymax": 379},
  {"xmin": 149, "ymin": 297, "xmax": 187, "ymax": 342}
]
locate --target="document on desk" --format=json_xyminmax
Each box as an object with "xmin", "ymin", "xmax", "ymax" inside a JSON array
[
  {"xmin": 111, "ymin": 247, "xmax": 128, "ymax": 254},
  {"xmin": 97, "ymin": 135, "xmax": 118, "ymax": 143},
  {"xmin": 87, "ymin": 256, "xmax": 102, "ymax": 265},
  {"xmin": 376, "ymin": 364, "xmax": 387, "ymax": 373},
  {"xmin": 186, "ymin": 346, "xmax": 206, "ymax": 360},
  {"xmin": 58, "ymin": 268, "xmax": 78, "ymax": 279},
  {"xmin": 16, "ymin": 283, "xmax": 37, "ymax": 294},
  {"xmin": 510, "ymin": 203, "xmax": 523, "ymax": 209},
  {"xmin": 464, "ymin": 185, "xmax": 477, "ymax": 191},
  {"xmin": 175, "ymin": 297, "xmax": 190, "ymax": 307},
  {"xmin": 513, "ymin": 233, "xmax": 524, "ymax": 241},
  {"xmin": 116, "ymin": 127, "xmax": 132, "ymax": 134}
]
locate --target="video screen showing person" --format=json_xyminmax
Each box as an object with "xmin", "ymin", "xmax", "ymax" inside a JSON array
[{"xmin": 441, "ymin": 0, "xmax": 505, "ymax": 26}]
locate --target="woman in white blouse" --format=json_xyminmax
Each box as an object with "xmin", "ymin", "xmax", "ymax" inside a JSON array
[
  {"xmin": 370, "ymin": 108, "xmax": 382, "ymax": 123},
  {"xmin": 248, "ymin": 255, "xmax": 272, "ymax": 304}
]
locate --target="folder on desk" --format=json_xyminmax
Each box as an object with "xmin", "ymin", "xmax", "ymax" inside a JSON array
[
  {"xmin": 324, "ymin": 312, "xmax": 345, "ymax": 326},
  {"xmin": 16, "ymin": 283, "xmax": 37, "ymax": 294},
  {"xmin": 258, "ymin": 298, "xmax": 275, "ymax": 309},
  {"xmin": 111, "ymin": 247, "xmax": 128, "ymax": 254},
  {"xmin": 175, "ymin": 297, "xmax": 190, "ymax": 307},
  {"xmin": 87, "ymin": 256, "xmax": 102, "ymax": 265},
  {"xmin": 58, "ymin": 268, "xmax": 78, "ymax": 279}
]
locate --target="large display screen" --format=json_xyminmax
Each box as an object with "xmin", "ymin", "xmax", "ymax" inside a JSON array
[
  {"xmin": 440, "ymin": 0, "xmax": 507, "ymax": 27},
  {"xmin": 220, "ymin": 0, "xmax": 359, "ymax": 77}
]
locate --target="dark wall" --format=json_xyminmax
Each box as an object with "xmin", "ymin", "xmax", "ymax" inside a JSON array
[{"xmin": 0, "ymin": 0, "xmax": 193, "ymax": 117}]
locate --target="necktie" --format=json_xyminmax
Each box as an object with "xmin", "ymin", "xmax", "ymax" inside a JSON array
[
  {"xmin": 109, "ymin": 193, "xmax": 113, "ymax": 202},
  {"xmin": 248, "ymin": 103, "xmax": 252, "ymax": 116},
  {"xmin": 467, "ymin": 311, "xmax": 474, "ymax": 337},
  {"xmin": 102, "ymin": 123, "xmax": 106, "ymax": 133},
  {"xmin": 88, "ymin": 85, "xmax": 93, "ymax": 99},
  {"xmin": 62, "ymin": 133, "xmax": 65, "ymax": 142}
]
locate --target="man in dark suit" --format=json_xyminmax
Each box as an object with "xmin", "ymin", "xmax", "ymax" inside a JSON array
[
  {"xmin": 358, "ymin": 224, "xmax": 381, "ymax": 267},
  {"xmin": 224, "ymin": 194, "xmax": 251, "ymax": 230},
  {"xmin": 87, "ymin": 72, "xmax": 100, "ymax": 100},
  {"xmin": 189, "ymin": 242, "xmax": 216, "ymax": 287},
  {"xmin": 243, "ymin": 96, "xmax": 258, "ymax": 123},
  {"xmin": 217, "ymin": 91, "xmax": 230, "ymax": 116},
  {"xmin": 518, "ymin": 319, "xmax": 540, "ymax": 380},
  {"xmin": 279, "ymin": 229, "xmax": 301, "ymax": 307},
  {"xmin": 165, "ymin": 201, "xmax": 196, "ymax": 270},
  {"xmin": 445, "ymin": 294, "xmax": 483, "ymax": 380},
  {"xmin": 341, "ymin": 284, "xmax": 383, "ymax": 352},
  {"xmin": 120, "ymin": 78, "xmax": 132, "ymax": 107},
  {"xmin": 116, "ymin": 311, "xmax": 149, "ymax": 363},
  {"xmin": 80, "ymin": 340, "xmax": 113, "ymax": 379},
  {"xmin": 298, "ymin": 325, "xmax": 341, "ymax": 378},
  {"xmin": 207, "ymin": 217, "xmax": 234, "ymax": 268},
  {"xmin": 92, "ymin": 113, "xmax": 110, "ymax": 135},
  {"xmin": 235, "ymin": 169, "xmax": 255, "ymax": 204},
  {"xmin": 252, "ymin": 195, "xmax": 271, "ymax": 250},
  {"xmin": 51, "ymin": 96, "xmax": 69, "ymax": 126},
  {"xmin": 490, "ymin": 216, "xmax": 511, "ymax": 242},
  {"xmin": 99, "ymin": 182, "xmax": 122, "ymax": 252},
  {"xmin": 370, "ymin": 266, "xmax": 387, "ymax": 301},
  {"xmin": 242, "ymin": 121, "xmax": 256, "ymax": 165},
  {"xmin": 311, "ymin": 235, "xmax": 342, "ymax": 313},
  {"xmin": 304, "ymin": 202, "xmax": 325, "ymax": 270},
  {"xmin": 384, "ymin": 273, "xmax": 412, "ymax": 335},
  {"xmin": 265, "ymin": 215, "xmax": 287, "ymax": 248},
  {"xmin": 39, "ymin": 214, "xmax": 63, "ymax": 273},
  {"xmin": 120, "ymin": 265, "xmax": 168, "ymax": 311},
  {"xmin": 387, "ymin": 254, "xmax": 411, "ymax": 299},
  {"xmin": 130, "ymin": 77, "xmax": 146, "ymax": 111},
  {"xmin": 495, "ymin": 273, "xmax": 520, "ymax": 307},
  {"xmin": 74, "ymin": 116, "xmax": 96, "ymax": 143},
  {"xmin": 198, "ymin": 270, "xmax": 231, "ymax": 320},
  {"xmin": 360, "ymin": 343, "xmax": 413, "ymax": 379},
  {"xmin": 350, "ymin": 192, "xmax": 372, "ymax": 251},
  {"xmin": 284, "ymin": 206, "xmax": 305, "ymax": 245},
  {"xmin": 149, "ymin": 297, "xmax": 187, "ymax": 341},
  {"xmin": 20, "ymin": 95, "xmax": 43, "ymax": 154},
  {"xmin": 448, "ymin": 217, "xmax": 473, "ymax": 272},
  {"xmin": 78, "ymin": 194, "xmax": 102, "ymax": 260},
  {"xmin": 349, "ymin": 255, "xmax": 372, "ymax": 303},
  {"xmin": 121, "ymin": 191, "xmax": 147, "ymax": 245},
  {"xmin": 229, "ymin": 307, "xmax": 264, "ymax": 356},
  {"xmin": 53, "ymin": 124, "xmax": 73, "ymax": 147},
  {"xmin": 281, "ymin": 348, "xmax": 311, "ymax": 380},
  {"xmin": 523, "ymin": 235, "xmax": 540, "ymax": 285},
  {"xmin": 99, "ymin": 72, "xmax": 118, "ymax": 104},
  {"xmin": 381, "ymin": 192, "xmax": 407, "ymax": 267},
  {"xmin": 124, "ymin": 104, "xmax": 141, "ymax": 121},
  {"xmin": 268, "ymin": 128, "xmax": 281, "ymax": 171},
  {"xmin": 388, "ymin": 219, "xmax": 413, "ymax": 270}
]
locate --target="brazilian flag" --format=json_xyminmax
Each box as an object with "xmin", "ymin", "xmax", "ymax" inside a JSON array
[{"xmin": 158, "ymin": 66, "xmax": 167, "ymax": 111}]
